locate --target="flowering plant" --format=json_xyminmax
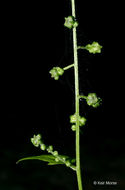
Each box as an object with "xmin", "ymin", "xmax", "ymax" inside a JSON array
[{"xmin": 17, "ymin": 1, "xmax": 103, "ymax": 190}]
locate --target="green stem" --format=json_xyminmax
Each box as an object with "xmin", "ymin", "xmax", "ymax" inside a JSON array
[
  {"xmin": 79, "ymin": 95, "xmax": 87, "ymax": 100},
  {"xmin": 48, "ymin": 150, "xmax": 76, "ymax": 171},
  {"xmin": 63, "ymin": 63, "xmax": 74, "ymax": 71},
  {"xmin": 77, "ymin": 46, "xmax": 85, "ymax": 50},
  {"xmin": 71, "ymin": 0, "xmax": 83, "ymax": 190}
]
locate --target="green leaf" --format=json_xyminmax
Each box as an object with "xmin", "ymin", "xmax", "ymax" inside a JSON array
[
  {"xmin": 48, "ymin": 162, "xmax": 63, "ymax": 166},
  {"xmin": 17, "ymin": 155, "xmax": 64, "ymax": 165},
  {"xmin": 17, "ymin": 154, "xmax": 76, "ymax": 170}
]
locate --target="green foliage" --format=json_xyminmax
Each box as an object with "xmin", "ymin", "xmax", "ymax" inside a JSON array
[
  {"xmin": 17, "ymin": 154, "xmax": 76, "ymax": 170},
  {"xmin": 17, "ymin": 155, "xmax": 64, "ymax": 165}
]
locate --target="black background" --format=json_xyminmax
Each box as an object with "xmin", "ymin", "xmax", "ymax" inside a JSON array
[{"xmin": 1, "ymin": 1, "xmax": 124, "ymax": 190}]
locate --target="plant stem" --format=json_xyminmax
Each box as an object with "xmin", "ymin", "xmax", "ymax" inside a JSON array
[
  {"xmin": 63, "ymin": 63, "xmax": 74, "ymax": 71},
  {"xmin": 71, "ymin": 0, "xmax": 83, "ymax": 190}
]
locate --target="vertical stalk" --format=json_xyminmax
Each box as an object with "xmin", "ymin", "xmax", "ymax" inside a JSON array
[{"xmin": 71, "ymin": 0, "xmax": 83, "ymax": 190}]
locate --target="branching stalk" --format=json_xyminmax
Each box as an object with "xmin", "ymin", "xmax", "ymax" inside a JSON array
[
  {"xmin": 63, "ymin": 63, "xmax": 74, "ymax": 70},
  {"xmin": 17, "ymin": 1, "xmax": 103, "ymax": 189}
]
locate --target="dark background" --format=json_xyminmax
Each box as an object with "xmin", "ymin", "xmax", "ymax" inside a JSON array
[{"xmin": 1, "ymin": 1, "xmax": 124, "ymax": 190}]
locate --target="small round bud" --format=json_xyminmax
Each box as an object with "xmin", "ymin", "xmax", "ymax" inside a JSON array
[
  {"xmin": 79, "ymin": 116, "xmax": 86, "ymax": 126},
  {"xmin": 47, "ymin": 145, "xmax": 53, "ymax": 153},
  {"xmin": 49, "ymin": 67, "xmax": 59, "ymax": 80},
  {"xmin": 53, "ymin": 151, "xmax": 58, "ymax": 156},
  {"xmin": 40, "ymin": 144, "xmax": 46, "ymax": 151},
  {"xmin": 56, "ymin": 67, "xmax": 64, "ymax": 76},
  {"xmin": 54, "ymin": 75, "xmax": 59, "ymax": 80},
  {"xmin": 55, "ymin": 158, "xmax": 59, "ymax": 162},
  {"xmin": 66, "ymin": 161, "xmax": 71, "ymax": 167},
  {"xmin": 73, "ymin": 21, "xmax": 78, "ymax": 27},
  {"xmin": 62, "ymin": 157, "xmax": 66, "ymax": 161},
  {"xmin": 71, "ymin": 125, "xmax": 76, "ymax": 131},
  {"xmin": 70, "ymin": 114, "xmax": 76, "ymax": 123}
]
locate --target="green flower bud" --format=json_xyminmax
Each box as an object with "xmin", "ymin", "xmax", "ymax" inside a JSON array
[
  {"xmin": 86, "ymin": 93, "xmax": 101, "ymax": 108},
  {"xmin": 54, "ymin": 75, "xmax": 59, "ymax": 80},
  {"xmin": 71, "ymin": 125, "xmax": 76, "ymax": 131},
  {"xmin": 73, "ymin": 21, "xmax": 78, "ymax": 27},
  {"xmin": 62, "ymin": 157, "xmax": 66, "ymax": 161},
  {"xmin": 64, "ymin": 16, "xmax": 78, "ymax": 29},
  {"xmin": 56, "ymin": 67, "xmax": 64, "ymax": 76},
  {"xmin": 85, "ymin": 42, "xmax": 102, "ymax": 54},
  {"xmin": 31, "ymin": 134, "xmax": 42, "ymax": 147},
  {"xmin": 79, "ymin": 116, "xmax": 86, "ymax": 126},
  {"xmin": 55, "ymin": 158, "xmax": 59, "ymax": 162},
  {"xmin": 49, "ymin": 67, "xmax": 58, "ymax": 80},
  {"xmin": 64, "ymin": 16, "xmax": 74, "ymax": 29},
  {"xmin": 53, "ymin": 151, "xmax": 58, "ymax": 156},
  {"xmin": 40, "ymin": 144, "xmax": 46, "ymax": 151},
  {"xmin": 70, "ymin": 114, "xmax": 86, "ymax": 126},
  {"xmin": 47, "ymin": 145, "xmax": 53, "ymax": 153},
  {"xmin": 70, "ymin": 114, "xmax": 76, "ymax": 123},
  {"xmin": 49, "ymin": 67, "xmax": 64, "ymax": 80},
  {"xmin": 66, "ymin": 161, "xmax": 71, "ymax": 167}
]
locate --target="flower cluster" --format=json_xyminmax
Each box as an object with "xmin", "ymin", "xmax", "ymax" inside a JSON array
[
  {"xmin": 64, "ymin": 16, "xmax": 78, "ymax": 29},
  {"xmin": 70, "ymin": 113, "xmax": 86, "ymax": 131},
  {"xmin": 49, "ymin": 67, "xmax": 64, "ymax": 80},
  {"xmin": 86, "ymin": 93, "xmax": 102, "ymax": 108},
  {"xmin": 31, "ymin": 134, "xmax": 46, "ymax": 149},
  {"xmin": 31, "ymin": 134, "xmax": 75, "ymax": 169},
  {"xmin": 31, "ymin": 134, "xmax": 42, "ymax": 147},
  {"xmin": 85, "ymin": 42, "xmax": 102, "ymax": 54},
  {"xmin": 80, "ymin": 93, "xmax": 102, "ymax": 108}
]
